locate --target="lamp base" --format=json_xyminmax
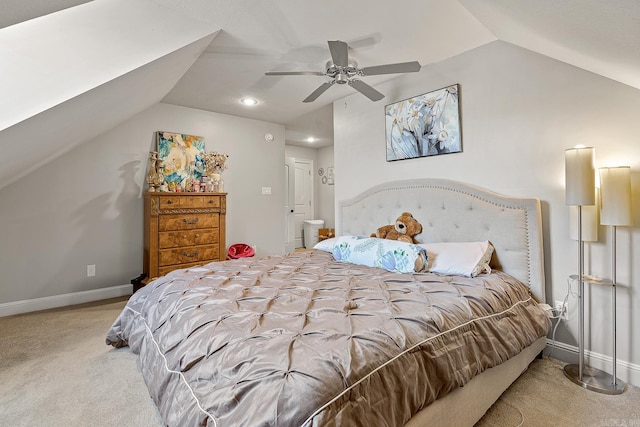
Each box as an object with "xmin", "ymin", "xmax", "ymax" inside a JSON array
[{"xmin": 563, "ymin": 364, "xmax": 625, "ymax": 394}]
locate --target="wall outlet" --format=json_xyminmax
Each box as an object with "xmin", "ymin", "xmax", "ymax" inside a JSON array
[
  {"xmin": 87, "ymin": 264, "xmax": 96, "ymax": 277},
  {"xmin": 554, "ymin": 300, "xmax": 568, "ymax": 320}
]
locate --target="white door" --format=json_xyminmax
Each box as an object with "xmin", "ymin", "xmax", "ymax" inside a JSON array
[
  {"xmin": 294, "ymin": 159, "xmax": 313, "ymax": 248},
  {"xmin": 284, "ymin": 157, "xmax": 296, "ymax": 253}
]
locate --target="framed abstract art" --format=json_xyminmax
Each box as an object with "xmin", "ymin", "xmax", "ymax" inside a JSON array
[
  {"xmin": 156, "ymin": 131, "xmax": 205, "ymax": 186},
  {"xmin": 385, "ymin": 84, "xmax": 462, "ymax": 161}
]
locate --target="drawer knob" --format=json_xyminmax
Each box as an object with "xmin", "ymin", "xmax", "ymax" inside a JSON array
[
  {"xmin": 166, "ymin": 200, "xmax": 174, "ymax": 205},
  {"xmin": 182, "ymin": 218, "xmax": 199, "ymax": 224},
  {"xmin": 182, "ymin": 250, "xmax": 199, "ymax": 258},
  {"xmin": 208, "ymin": 199, "xmax": 215, "ymax": 204}
]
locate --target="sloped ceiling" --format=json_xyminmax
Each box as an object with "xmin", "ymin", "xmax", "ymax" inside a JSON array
[
  {"xmin": 0, "ymin": 0, "xmax": 219, "ymax": 190},
  {"xmin": 459, "ymin": 0, "xmax": 640, "ymax": 90},
  {"xmin": 1, "ymin": 0, "xmax": 639, "ymax": 188},
  {"xmin": 0, "ymin": 0, "xmax": 92, "ymax": 29}
]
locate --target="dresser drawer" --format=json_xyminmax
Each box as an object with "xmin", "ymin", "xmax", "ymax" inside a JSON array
[
  {"xmin": 159, "ymin": 229, "xmax": 219, "ymax": 249},
  {"xmin": 159, "ymin": 214, "xmax": 219, "ymax": 231},
  {"xmin": 179, "ymin": 195, "xmax": 204, "ymax": 208},
  {"xmin": 158, "ymin": 195, "xmax": 207, "ymax": 209},
  {"xmin": 159, "ymin": 244, "xmax": 220, "ymax": 266},
  {"xmin": 202, "ymin": 195, "xmax": 221, "ymax": 208},
  {"xmin": 158, "ymin": 196, "xmax": 180, "ymax": 209}
]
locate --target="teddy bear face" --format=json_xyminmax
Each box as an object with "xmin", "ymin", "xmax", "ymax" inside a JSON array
[
  {"xmin": 394, "ymin": 220, "xmax": 408, "ymax": 235},
  {"xmin": 394, "ymin": 212, "xmax": 422, "ymax": 238}
]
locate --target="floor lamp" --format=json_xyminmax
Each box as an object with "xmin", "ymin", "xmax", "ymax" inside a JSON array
[
  {"xmin": 563, "ymin": 146, "xmax": 598, "ymax": 389},
  {"xmin": 598, "ymin": 166, "xmax": 633, "ymax": 394}
]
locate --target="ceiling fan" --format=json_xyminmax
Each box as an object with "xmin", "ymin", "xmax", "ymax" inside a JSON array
[{"xmin": 265, "ymin": 40, "xmax": 421, "ymax": 103}]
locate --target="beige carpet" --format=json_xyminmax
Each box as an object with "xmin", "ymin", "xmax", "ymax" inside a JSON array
[{"xmin": 1, "ymin": 298, "xmax": 638, "ymax": 426}]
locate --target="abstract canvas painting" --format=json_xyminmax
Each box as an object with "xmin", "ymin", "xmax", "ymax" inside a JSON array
[
  {"xmin": 156, "ymin": 131, "xmax": 206, "ymax": 186},
  {"xmin": 385, "ymin": 84, "xmax": 461, "ymax": 161}
]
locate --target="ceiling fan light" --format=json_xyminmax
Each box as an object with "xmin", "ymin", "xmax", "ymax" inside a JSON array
[
  {"xmin": 336, "ymin": 72, "xmax": 348, "ymax": 84},
  {"xmin": 325, "ymin": 61, "xmax": 338, "ymax": 76}
]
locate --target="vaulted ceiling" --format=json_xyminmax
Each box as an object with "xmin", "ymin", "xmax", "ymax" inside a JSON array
[{"xmin": 1, "ymin": 0, "xmax": 639, "ymax": 189}]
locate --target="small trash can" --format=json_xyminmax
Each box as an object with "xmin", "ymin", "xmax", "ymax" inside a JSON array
[{"xmin": 303, "ymin": 219, "xmax": 325, "ymax": 249}]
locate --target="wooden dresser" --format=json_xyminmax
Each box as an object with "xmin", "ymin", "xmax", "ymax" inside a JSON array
[{"xmin": 144, "ymin": 192, "xmax": 226, "ymax": 281}]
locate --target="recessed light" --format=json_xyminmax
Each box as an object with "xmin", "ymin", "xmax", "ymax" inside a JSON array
[
  {"xmin": 241, "ymin": 98, "xmax": 258, "ymax": 106},
  {"xmin": 307, "ymin": 137, "xmax": 316, "ymax": 143}
]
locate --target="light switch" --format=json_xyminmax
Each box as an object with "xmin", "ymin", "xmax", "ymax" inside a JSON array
[{"xmin": 262, "ymin": 187, "xmax": 272, "ymax": 195}]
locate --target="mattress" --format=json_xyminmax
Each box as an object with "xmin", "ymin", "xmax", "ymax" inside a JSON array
[{"xmin": 107, "ymin": 250, "xmax": 550, "ymax": 426}]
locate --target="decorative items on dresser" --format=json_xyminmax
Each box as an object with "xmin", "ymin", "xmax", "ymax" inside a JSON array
[
  {"xmin": 142, "ymin": 192, "xmax": 226, "ymax": 287},
  {"xmin": 153, "ymin": 131, "xmax": 229, "ymax": 193}
]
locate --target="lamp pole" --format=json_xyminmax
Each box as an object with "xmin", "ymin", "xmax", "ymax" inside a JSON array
[{"xmin": 577, "ymin": 206, "xmax": 584, "ymax": 380}]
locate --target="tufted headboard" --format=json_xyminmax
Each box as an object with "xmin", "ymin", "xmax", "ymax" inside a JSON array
[{"xmin": 338, "ymin": 179, "xmax": 545, "ymax": 302}]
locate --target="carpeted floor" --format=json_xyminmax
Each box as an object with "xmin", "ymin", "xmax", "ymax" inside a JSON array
[
  {"xmin": 0, "ymin": 297, "xmax": 638, "ymax": 426},
  {"xmin": 475, "ymin": 357, "xmax": 640, "ymax": 427}
]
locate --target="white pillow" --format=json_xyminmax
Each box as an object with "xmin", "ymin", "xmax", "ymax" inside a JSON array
[
  {"xmin": 313, "ymin": 237, "xmax": 337, "ymax": 252},
  {"xmin": 418, "ymin": 241, "xmax": 494, "ymax": 277}
]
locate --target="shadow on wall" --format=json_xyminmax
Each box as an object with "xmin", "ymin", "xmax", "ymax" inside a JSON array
[
  {"xmin": 61, "ymin": 160, "xmax": 143, "ymax": 291},
  {"xmin": 116, "ymin": 160, "xmax": 142, "ymax": 271}
]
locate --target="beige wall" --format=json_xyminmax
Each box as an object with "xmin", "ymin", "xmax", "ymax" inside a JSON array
[
  {"xmin": 334, "ymin": 41, "xmax": 640, "ymax": 384},
  {"xmin": 0, "ymin": 103, "xmax": 285, "ymax": 304}
]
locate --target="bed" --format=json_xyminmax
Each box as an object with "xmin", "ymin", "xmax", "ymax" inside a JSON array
[{"xmin": 107, "ymin": 178, "xmax": 551, "ymax": 426}]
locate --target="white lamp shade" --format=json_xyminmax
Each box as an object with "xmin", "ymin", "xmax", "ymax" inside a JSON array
[
  {"xmin": 569, "ymin": 205, "xmax": 599, "ymax": 241},
  {"xmin": 600, "ymin": 166, "xmax": 633, "ymax": 226},
  {"xmin": 565, "ymin": 147, "xmax": 595, "ymax": 206}
]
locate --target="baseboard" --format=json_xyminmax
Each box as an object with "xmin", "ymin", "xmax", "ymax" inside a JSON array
[
  {"xmin": 545, "ymin": 339, "xmax": 640, "ymax": 388},
  {"xmin": 0, "ymin": 284, "xmax": 133, "ymax": 317}
]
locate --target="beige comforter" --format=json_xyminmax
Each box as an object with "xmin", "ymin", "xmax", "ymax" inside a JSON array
[{"xmin": 107, "ymin": 250, "xmax": 550, "ymax": 426}]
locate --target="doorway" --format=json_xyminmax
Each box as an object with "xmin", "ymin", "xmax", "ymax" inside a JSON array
[{"xmin": 284, "ymin": 157, "xmax": 314, "ymax": 250}]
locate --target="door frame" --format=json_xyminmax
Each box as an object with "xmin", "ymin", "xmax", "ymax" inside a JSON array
[{"xmin": 284, "ymin": 157, "xmax": 295, "ymax": 253}]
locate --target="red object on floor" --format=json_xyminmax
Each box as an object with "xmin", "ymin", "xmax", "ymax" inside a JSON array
[{"xmin": 227, "ymin": 243, "xmax": 255, "ymax": 259}]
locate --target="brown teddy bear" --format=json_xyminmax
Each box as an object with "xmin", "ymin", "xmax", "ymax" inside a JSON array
[{"xmin": 370, "ymin": 212, "xmax": 423, "ymax": 244}]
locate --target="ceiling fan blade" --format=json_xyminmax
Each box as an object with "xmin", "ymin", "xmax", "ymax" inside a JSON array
[
  {"xmin": 265, "ymin": 71, "xmax": 325, "ymax": 76},
  {"xmin": 328, "ymin": 40, "xmax": 349, "ymax": 67},
  {"xmin": 303, "ymin": 81, "xmax": 335, "ymax": 103},
  {"xmin": 360, "ymin": 61, "xmax": 421, "ymax": 76},
  {"xmin": 348, "ymin": 80, "xmax": 384, "ymax": 101}
]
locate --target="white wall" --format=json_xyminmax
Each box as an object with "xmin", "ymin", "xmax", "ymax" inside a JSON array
[
  {"xmin": 334, "ymin": 41, "xmax": 640, "ymax": 383},
  {"xmin": 0, "ymin": 103, "xmax": 285, "ymax": 304}
]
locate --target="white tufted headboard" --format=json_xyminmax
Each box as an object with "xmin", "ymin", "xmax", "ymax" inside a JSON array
[{"xmin": 338, "ymin": 179, "xmax": 545, "ymax": 302}]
